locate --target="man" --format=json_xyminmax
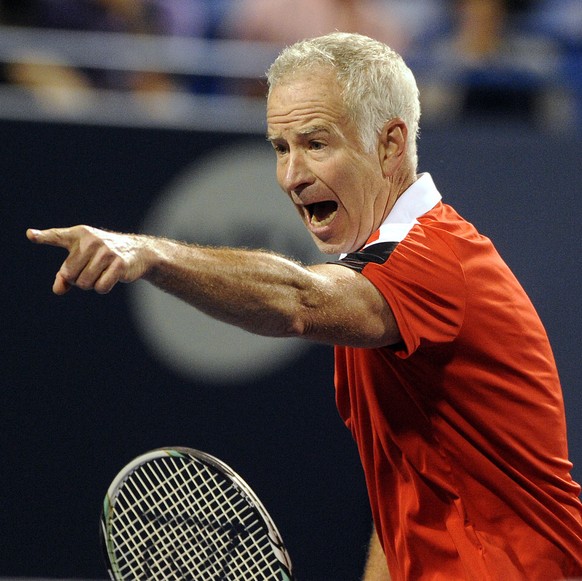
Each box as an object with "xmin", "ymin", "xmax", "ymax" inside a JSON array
[{"xmin": 27, "ymin": 33, "xmax": 582, "ymax": 580}]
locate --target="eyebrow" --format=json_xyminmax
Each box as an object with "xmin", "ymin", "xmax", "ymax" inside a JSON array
[{"xmin": 266, "ymin": 125, "xmax": 331, "ymax": 142}]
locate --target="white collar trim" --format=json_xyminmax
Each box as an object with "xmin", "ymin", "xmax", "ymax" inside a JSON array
[
  {"xmin": 339, "ymin": 173, "xmax": 441, "ymax": 258},
  {"xmin": 366, "ymin": 172, "xmax": 441, "ymax": 246}
]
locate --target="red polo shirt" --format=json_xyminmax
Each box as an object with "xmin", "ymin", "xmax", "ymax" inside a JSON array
[{"xmin": 334, "ymin": 174, "xmax": 582, "ymax": 580}]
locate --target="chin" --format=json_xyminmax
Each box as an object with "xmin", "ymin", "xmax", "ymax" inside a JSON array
[{"xmin": 312, "ymin": 237, "xmax": 353, "ymax": 256}]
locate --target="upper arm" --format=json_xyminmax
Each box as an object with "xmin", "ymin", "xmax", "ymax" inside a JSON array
[{"xmin": 301, "ymin": 263, "xmax": 401, "ymax": 348}]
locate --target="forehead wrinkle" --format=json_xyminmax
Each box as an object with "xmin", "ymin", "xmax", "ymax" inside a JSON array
[
  {"xmin": 267, "ymin": 102, "xmax": 338, "ymax": 125},
  {"xmin": 266, "ymin": 79, "xmax": 350, "ymax": 142},
  {"xmin": 267, "ymin": 104, "xmax": 348, "ymax": 137},
  {"xmin": 267, "ymin": 93, "xmax": 344, "ymax": 119}
]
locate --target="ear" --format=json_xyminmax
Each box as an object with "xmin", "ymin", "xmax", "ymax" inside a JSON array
[{"xmin": 377, "ymin": 118, "xmax": 408, "ymax": 178}]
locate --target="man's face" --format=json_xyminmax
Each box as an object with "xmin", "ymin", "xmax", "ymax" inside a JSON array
[{"xmin": 266, "ymin": 69, "xmax": 389, "ymax": 255}]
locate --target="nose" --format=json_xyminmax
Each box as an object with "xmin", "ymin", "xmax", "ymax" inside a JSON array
[{"xmin": 279, "ymin": 149, "xmax": 314, "ymax": 195}]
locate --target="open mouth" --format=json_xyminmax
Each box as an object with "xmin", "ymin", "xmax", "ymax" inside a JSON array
[{"xmin": 306, "ymin": 201, "xmax": 338, "ymax": 228}]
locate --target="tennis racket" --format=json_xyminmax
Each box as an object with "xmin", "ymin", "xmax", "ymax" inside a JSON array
[{"xmin": 100, "ymin": 447, "xmax": 295, "ymax": 580}]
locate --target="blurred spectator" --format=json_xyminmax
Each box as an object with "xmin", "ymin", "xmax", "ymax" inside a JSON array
[
  {"xmin": 0, "ymin": 0, "xmax": 99, "ymax": 110},
  {"xmin": 523, "ymin": 0, "xmax": 582, "ymax": 48},
  {"xmin": 218, "ymin": 0, "xmax": 412, "ymax": 95},
  {"xmin": 220, "ymin": 0, "xmax": 409, "ymax": 51},
  {"xmin": 0, "ymin": 0, "xmax": 226, "ymax": 112},
  {"xmin": 418, "ymin": 0, "xmax": 564, "ymax": 128},
  {"xmin": 383, "ymin": 0, "xmax": 450, "ymax": 54},
  {"xmin": 523, "ymin": 0, "xmax": 582, "ymax": 129},
  {"xmin": 1, "ymin": 0, "xmax": 578, "ymax": 130},
  {"xmin": 5, "ymin": 0, "xmax": 186, "ymax": 92},
  {"xmin": 447, "ymin": 0, "xmax": 538, "ymax": 61},
  {"xmin": 30, "ymin": 0, "xmax": 221, "ymax": 38}
]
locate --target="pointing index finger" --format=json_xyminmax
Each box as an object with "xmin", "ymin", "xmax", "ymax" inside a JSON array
[{"xmin": 26, "ymin": 227, "xmax": 75, "ymax": 249}]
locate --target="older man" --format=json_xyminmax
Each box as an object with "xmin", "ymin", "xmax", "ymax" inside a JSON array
[{"xmin": 28, "ymin": 33, "xmax": 582, "ymax": 580}]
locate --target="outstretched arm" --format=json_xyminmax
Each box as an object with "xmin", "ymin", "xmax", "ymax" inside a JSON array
[{"xmin": 27, "ymin": 225, "xmax": 400, "ymax": 348}]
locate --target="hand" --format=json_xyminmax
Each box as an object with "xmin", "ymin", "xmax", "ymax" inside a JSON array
[{"xmin": 27, "ymin": 225, "xmax": 150, "ymax": 295}]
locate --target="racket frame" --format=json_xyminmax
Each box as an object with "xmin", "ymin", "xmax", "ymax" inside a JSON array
[{"xmin": 101, "ymin": 446, "xmax": 294, "ymax": 580}]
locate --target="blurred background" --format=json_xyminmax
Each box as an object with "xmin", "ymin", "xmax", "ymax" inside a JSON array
[{"xmin": 2, "ymin": 1, "xmax": 581, "ymax": 580}]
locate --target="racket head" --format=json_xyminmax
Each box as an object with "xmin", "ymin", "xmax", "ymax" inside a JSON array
[{"xmin": 101, "ymin": 447, "xmax": 294, "ymax": 580}]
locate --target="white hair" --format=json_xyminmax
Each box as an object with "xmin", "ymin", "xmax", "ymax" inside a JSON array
[{"xmin": 267, "ymin": 32, "xmax": 421, "ymax": 169}]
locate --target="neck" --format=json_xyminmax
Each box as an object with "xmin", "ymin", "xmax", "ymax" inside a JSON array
[{"xmin": 384, "ymin": 167, "xmax": 416, "ymax": 216}]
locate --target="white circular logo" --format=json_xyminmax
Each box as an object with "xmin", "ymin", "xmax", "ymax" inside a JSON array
[{"xmin": 129, "ymin": 142, "xmax": 323, "ymax": 384}]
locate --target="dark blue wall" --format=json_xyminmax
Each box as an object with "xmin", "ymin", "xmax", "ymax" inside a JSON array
[{"xmin": 2, "ymin": 119, "xmax": 580, "ymax": 580}]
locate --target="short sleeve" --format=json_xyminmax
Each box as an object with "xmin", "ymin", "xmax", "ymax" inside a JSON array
[{"xmin": 348, "ymin": 227, "xmax": 467, "ymax": 357}]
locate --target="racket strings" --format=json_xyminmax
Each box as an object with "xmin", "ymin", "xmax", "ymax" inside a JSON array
[
  {"xmin": 115, "ymin": 460, "xmax": 197, "ymax": 574},
  {"xmin": 113, "ymin": 458, "xmax": 228, "ymax": 577},
  {"xmin": 150, "ymin": 458, "xmax": 244, "ymax": 578},
  {"xmin": 106, "ymin": 455, "xmax": 284, "ymax": 580}
]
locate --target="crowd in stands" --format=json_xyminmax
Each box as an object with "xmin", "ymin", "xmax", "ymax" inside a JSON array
[{"xmin": 0, "ymin": 0, "xmax": 580, "ymax": 130}]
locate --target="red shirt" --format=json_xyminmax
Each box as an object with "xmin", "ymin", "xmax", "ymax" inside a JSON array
[{"xmin": 334, "ymin": 174, "xmax": 582, "ymax": 580}]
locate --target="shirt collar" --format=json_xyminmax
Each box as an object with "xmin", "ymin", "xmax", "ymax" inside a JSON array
[{"xmin": 362, "ymin": 172, "xmax": 441, "ymax": 248}]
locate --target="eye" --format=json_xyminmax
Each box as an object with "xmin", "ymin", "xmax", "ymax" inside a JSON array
[
  {"xmin": 271, "ymin": 142, "xmax": 288, "ymax": 155},
  {"xmin": 310, "ymin": 141, "xmax": 325, "ymax": 151}
]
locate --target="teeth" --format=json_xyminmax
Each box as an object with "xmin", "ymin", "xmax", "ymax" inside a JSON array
[{"xmin": 311, "ymin": 209, "xmax": 337, "ymax": 227}]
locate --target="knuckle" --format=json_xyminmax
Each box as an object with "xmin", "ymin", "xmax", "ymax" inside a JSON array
[
  {"xmin": 59, "ymin": 266, "xmax": 75, "ymax": 284},
  {"xmin": 94, "ymin": 282, "xmax": 112, "ymax": 295},
  {"xmin": 111, "ymin": 257, "xmax": 129, "ymax": 279},
  {"xmin": 75, "ymin": 276, "xmax": 93, "ymax": 291}
]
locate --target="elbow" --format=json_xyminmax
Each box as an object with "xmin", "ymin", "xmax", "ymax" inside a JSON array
[
  {"xmin": 282, "ymin": 314, "xmax": 310, "ymax": 339},
  {"xmin": 278, "ymin": 306, "xmax": 316, "ymax": 339},
  {"xmin": 243, "ymin": 306, "xmax": 311, "ymax": 339}
]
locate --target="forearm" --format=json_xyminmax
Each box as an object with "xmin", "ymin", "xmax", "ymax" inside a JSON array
[
  {"xmin": 362, "ymin": 526, "xmax": 391, "ymax": 581},
  {"xmin": 143, "ymin": 237, "xmax": 323, "ymax": 339}
]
